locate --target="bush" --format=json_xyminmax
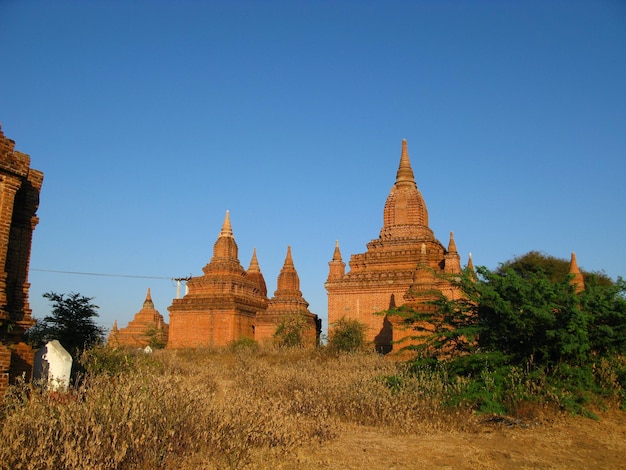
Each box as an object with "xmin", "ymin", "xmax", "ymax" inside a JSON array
[
  {"xmin": 328, "ymin": 317, "xmax": 367, "ymax": 353},
  {"xmin": 274, "ymin": 314, "xmax": 308, "ymax": 348}
]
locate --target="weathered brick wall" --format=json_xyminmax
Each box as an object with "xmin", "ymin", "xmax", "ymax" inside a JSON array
[
  {"xmin": 168, "ymin": 308, "xmax": 255, "ymax": 348},
  {"xmin": 0, "ymin": 342, "xmax": 10, "ymax": 399},
  {"xmin": 0, "ymin": 124, "xmax": 42, "ymax": 401}
]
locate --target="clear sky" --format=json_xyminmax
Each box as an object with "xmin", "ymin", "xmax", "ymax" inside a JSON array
[{"xmin": 1, "ymin": 0, "xmax": 625, "ymax": 334}]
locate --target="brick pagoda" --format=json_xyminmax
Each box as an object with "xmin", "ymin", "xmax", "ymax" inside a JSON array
[
  {"xmin": 255, "ymin": 246, "xmax": 321, "ymax": 347},
  {"xmin": 167, "ymin": 211, "xmax": 320, "ymax": 348},
  {"xmin": 326, "ymin": 139, "xmax": 466, "ymax": 353},
  {"xmin": 109, "ymin": 288, "xmax": 169, "ymax": 348}
]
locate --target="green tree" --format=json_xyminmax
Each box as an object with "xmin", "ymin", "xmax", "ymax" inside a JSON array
[
  {"xmin": 388, "ymin": 260, "xmax": 626, "ymax": 368},
  {"xmin": 274, "ymin": 313, "xmax": 307, "ymax": 348},
  {"xmin": 499, "ymin": 250, "xmax": 613, "ymax": 287},
  {"xmin": 27, "ymin": 292, "xmax": 106, "ymax": 358},
  {"xmin": 327, "ymin": 317, "xmax": 367, "ymax": 353}
]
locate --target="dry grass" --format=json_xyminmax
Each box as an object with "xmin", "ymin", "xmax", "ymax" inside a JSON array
[{"xmin": 0, "ymin": 347, "xmax": 478, "ymax": 469}]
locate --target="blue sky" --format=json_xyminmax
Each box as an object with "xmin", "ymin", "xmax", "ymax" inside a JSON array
[{"xmin": 2, "ymin": 0, "xmax": 625, "ymax": 333}]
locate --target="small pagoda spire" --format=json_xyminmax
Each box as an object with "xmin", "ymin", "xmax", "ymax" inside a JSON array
[
  {"xmin": 112, "ymin": 320, "xmax": 119, "ymax": 332},
  {"xmin": 395, "ymin": 139, "xmax": 417, "ymax": 188},
  {"xmin": 447, "ymin": 231, "xmax": 458, "ymax": 253},
  {"xmin": 284, "ymin": 245, "xmax": 295, "ymax": 268},
  {"xmin": 569, "ymin": 252, "xmax": 585, "ymax": 293},
  {"xmin": 332, "ymin": 240, "xmax": 342, "ymax": 261},
  {"xmin": 220, "ymin": 210, "xmax": 233, "ymax": 237},
  {"xmin": 248, "ymin": 247, "xmax": 261, "ymax": 272},
  {"xmin": 143, "ymin": 288, "xmax": 154, "ymax": 308},
  {"xmin": 210, "ymin": 210, "xmax": 239, "ymax": 261},
  {"xmin": 444, "ymin": 232, "xmax": 461, "ymax": 274},
  {"xmin": 276, "ymin": 246, "xmax": 300, "ymax": 293},
  {"xmin": 327, "ymin": 240, "xmax": 346, "ymax": 281},
  {"xmin": 246, "ymin": 247, "xmax": 267, "ymax": 296},
  {"xmin": 467, "ymin": 252, "xmax": 477, "ymax": 280}
]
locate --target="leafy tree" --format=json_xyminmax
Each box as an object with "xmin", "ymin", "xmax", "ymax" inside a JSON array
[
  {"xmin": 27, "ymin": 292, "xmax": 106, "ymax": 358},
  {"xmin": 384, "ymin": 254, "xmax": 626, "ymax": 414},
  {"xmin": 392, "ymin": 263, "xmax": 626, "ymax": 369},
  {"xmin": 327, "ymin": 317, "xmax": 367, "ymax": 353},
  {"xmin": 274, "ymin": 313, "xmax": 307, "ymax": 348},
  {"xmin": 499, "ymin": 251, "xmax": 613, "ymax": 287},
  {"xmin": 144, "ymin": 326, "xmax": 167, "ymax": 349}
]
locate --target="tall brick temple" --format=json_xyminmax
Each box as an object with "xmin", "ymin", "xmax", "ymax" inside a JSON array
[
  {"xmin": 0, "ymin": 125, "xmax": 43, "ymax": 398},
  {"xmin": 167, "ymin": 211, "xmax": 320, "ymax": 348},
  {"xmin": 326, "ymin": 140, "xmax": 466, "ymax": 353}
]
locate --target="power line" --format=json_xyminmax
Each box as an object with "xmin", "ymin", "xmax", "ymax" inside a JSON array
[{"xmin": 31, "ymin": 268, "xmax": 173, "ymax": 280}]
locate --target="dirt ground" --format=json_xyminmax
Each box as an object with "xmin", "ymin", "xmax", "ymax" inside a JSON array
[{"xmin": 273, "ymin": 410, "xmax": 626, "ymax": 469}]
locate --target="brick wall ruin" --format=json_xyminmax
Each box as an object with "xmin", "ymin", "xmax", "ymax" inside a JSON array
[{"xmin": 0, "ymin": 124, "xmax": 43, "ymax": 400}]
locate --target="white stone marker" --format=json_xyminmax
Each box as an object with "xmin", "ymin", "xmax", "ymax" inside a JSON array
[{"xmin": 33, "ymin": 340, "xmax": 73, "ymax": 390}]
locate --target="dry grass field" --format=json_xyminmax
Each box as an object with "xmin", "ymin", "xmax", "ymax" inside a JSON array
[{"xmin": 1, "ymin": 347, "xmax": 625, "ymax": 469}]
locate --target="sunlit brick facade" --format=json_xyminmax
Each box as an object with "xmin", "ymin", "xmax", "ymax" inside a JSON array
[
  {"xmin": 326, "ymin": 140, "xmax": 465, "ymax": 353},
  {"xmin": 167, "ymin": 212, "xmax": 320, "ymax": 348},
  {"xmin": 0, "ymin": 125, "xmax": 43, "ymax": 398}
]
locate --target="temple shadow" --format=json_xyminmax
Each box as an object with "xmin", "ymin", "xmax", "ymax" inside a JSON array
[{"xmin": 374, "ymin": 294, "xmax": 396, "ymax": 354}]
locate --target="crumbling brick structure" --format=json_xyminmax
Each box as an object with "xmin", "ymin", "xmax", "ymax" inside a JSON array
[
  {"xmin": 167, "ymin": 211, "xmax": 320, "ymax": 348},
  {"xmin": 109, "ymin": 288, "xmax": 169, "ymax": 348},
  {"xmin": 0, "ymin": 124, "xmax": 43, "ymax": 399},
  {"xmin": 326, "ymin": 140, "xmax": 467, "ymax": 353}
]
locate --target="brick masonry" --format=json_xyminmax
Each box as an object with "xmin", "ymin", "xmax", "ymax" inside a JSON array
[
  {"xmin": 167, "ymin": 211, "xmax": 320, "ymax": 348},
  {"xmin": 0, "ymin": 124, "xmax": 43, "ymax": 400},
  {"xmin": 109, "ymin": 288, "xmax": 169, "ymax": 348},
  {"xmin": 326, "ymin": 140, "xmax": 464, "ymax": 353}
]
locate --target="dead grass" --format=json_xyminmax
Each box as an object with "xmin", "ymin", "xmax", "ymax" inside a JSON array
[{"xmin": 1, "ymin": 347, "xmax": 623, "ymax": 469}]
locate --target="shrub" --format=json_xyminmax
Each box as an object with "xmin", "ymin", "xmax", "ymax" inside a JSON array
[
  {"xmin": 274, "ymin": 313, "xmax": 308, "ymax": 348},
  {"xmin": 327, "ymin": 316, "xmax": 367, "ymax": 353}
]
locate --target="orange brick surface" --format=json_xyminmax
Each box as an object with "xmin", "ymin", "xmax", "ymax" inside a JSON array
[
  {"xmin": 326, "ymin": 140, "xmax": 464, "ymax": 353},
  {"xmin": 0, "ymin": 125, "xmax": 42, "ymax": 400}
]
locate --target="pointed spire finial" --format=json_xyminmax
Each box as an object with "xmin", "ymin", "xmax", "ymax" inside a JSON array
[
  {"xmin": 332, "ymin": 240, "xmax": 342, "ymax": 261},
  {"xmin": 285, "ymin": 245, "xmax": 294, "ymax": 267},
  {"xmin": 447, "ymin": 231, "xmax": 458, "ymax": 253},
  {"xmin": 569, "ymin": 252, "xmax": 585, "ymax": 293},
  {"xmin": 143, "ymin": 287, "xmax": 154, "ymax": 308},
  {"xmin": 248, "ymin": 248, "xmax": 261, "ymax": 272},
  {"xmin": 220, "ymin": 210, "xmax": 233, "ymax": 237},
  {"xmin": 395, "ymin": 139, "xmax": 416, "ymax": 187}
]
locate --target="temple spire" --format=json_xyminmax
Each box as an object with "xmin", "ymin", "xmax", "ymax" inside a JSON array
[
  {"xmin": 569, "ymin": 252, "xmax": 585, "ymax": 293},
  {"xmin": 444, "ymin": 232, "xmax": 461, "ymax": 274},
  {"xmin": 248, "ymin": 247, "xmax": 260, "ymax": 272},
  {"xmin": 284, "ymin": 245, "xmax": 295, "ymax": 267},
  {"xmin": 447, "ymin": 231, "xmax": 458, "ymax": 253},
  {"xmin": 467, "ymin": 252, "xmax": 477, "ymax": 280},
  {"xmin": 327, "ymin": 240, "xmax": 346, "ymax": 281},
  {"xmin": 246, "ymin": 247, "xmax": 267, "ymax": 297},
  {"xmin": 143, "ymin": 287, "xmax": 154, "ymax": 308},
  {"xmin": 381, "ymin": 139, "xmax": 430, "ymax": 236},
  {"xmin": 276, "ymin": 246, "xmax": 300, "ymax": 293},
  {"xmin": 332, "ymin": 240, "xmax": 342, "ymax": 261},
  {"xmin": 395, "ymin": 139, "xmax": 417, "ymax": 188},
  {"xmin": 220, "ymin": 210, "xmax": 233, "ymax": 237},
  {"xmin": 210, "ymin": 210, "xmax": 239, "ymax": 262}
]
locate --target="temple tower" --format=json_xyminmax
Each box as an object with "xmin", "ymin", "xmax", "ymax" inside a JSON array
[
  {"xmin": 256, "ymin": 246, "xmax": 321, "ymax": 346},
  {"xmin": 167, "ymin": 211, "xmax": 268, "ymax": 348},
  {"xmin": 325, "ymin": 140, "xmax": 464, "ymax": 353},
  {"xmin": 109, "ymin": 288, "xmax": 169, "ymax": 348}
]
